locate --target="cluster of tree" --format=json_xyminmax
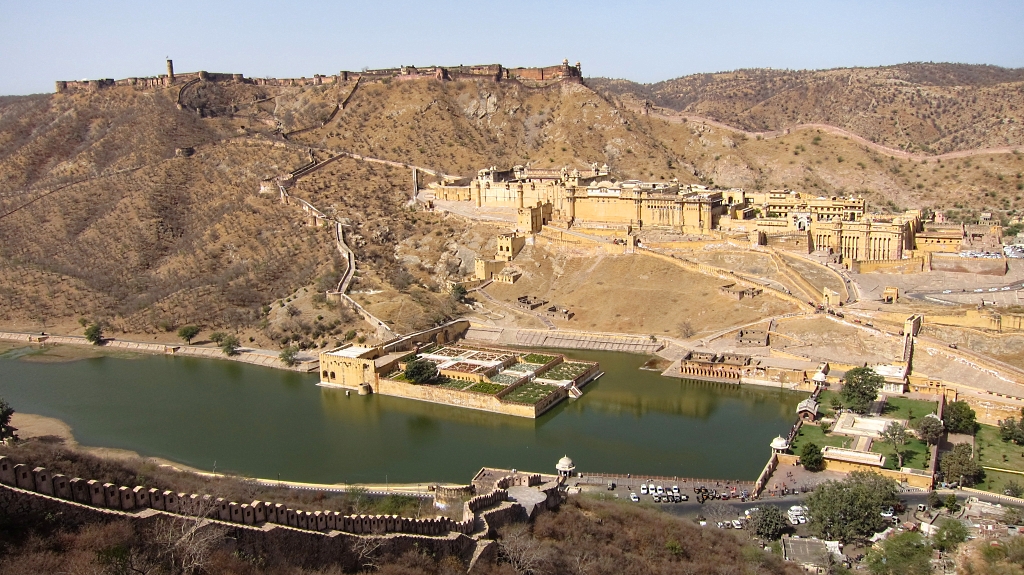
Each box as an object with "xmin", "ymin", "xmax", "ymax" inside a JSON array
[
  {"xmin": 943, "ymin": 400, "xmax": 979, "ymax": 435},
  {"xmin": 404, "ymin": 358, "xmax": 438, "ymax": 384},
  {"xmin": 939, "ymin": 443, "xmax": 984, "ymax": 486},
  {"xmin": 209, "ymin": 332, "xmax": 240, "ymax": 356},
  {"xmin": 998, "ymin": 407, "xmax": 1024, "ymax": 445},
  {"xmin": 800, "ymin": 442, "xmax": 825, "ymax": 472},
  {"xmin": 839, "ymin": 367, "xmax": 884, "ymax": 414},
  {"xmin": 746, "ymin": 505, "xmax": 788, "ymax": 540},
  {"xmin": 867, "ymin": 520, "xmax": 967, "ymax": 575},
  {"xmin": 805, "ymin": 471, "xmax": 900, "ymax": 542}
]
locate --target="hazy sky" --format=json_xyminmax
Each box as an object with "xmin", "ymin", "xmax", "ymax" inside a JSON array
[{"xmin": 2, "ymin": 0, "xmax": 1022, "ymax": 95}]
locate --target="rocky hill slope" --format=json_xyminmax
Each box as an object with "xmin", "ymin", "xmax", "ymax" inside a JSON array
[
  {"xmin": 590, "ymin": 63, "xmax": 1024, "ymax": 154},
  {"xmin": 1, "ymin": 65, "xmax": 1023, "ymax": 341}
]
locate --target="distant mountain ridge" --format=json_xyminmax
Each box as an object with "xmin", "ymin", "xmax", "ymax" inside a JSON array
[{"xmin": 589, "ymin": 62, "xmax": 1024, "ymax": 154}]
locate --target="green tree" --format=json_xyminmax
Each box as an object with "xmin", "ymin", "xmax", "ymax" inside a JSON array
[
  {"xmin": 999, "ymin": 415, "xmax": 1024, "ymax": 445},
  {"xmin": 944, "ymin": 494, "xmax": 960, "ymax": 513},
  {"xmin": 839, "ymin": 367, "xmax": 884, "ymax": 414},
  {"xmin": 220, "ymin": 335, "xmax": 240, "ymax": 356},
  {"xmin": 866, "ymin": 531, "xmax": 931, "ymax": 575},
  {"xmin": 880, "ymin": 421, "xmax": 909, "ymax": 468},
  {"xmin": 279, "ymin": 346, "xmax": 299, "ymax": 367},
  {"xmin": 84, "ymin": 322, "xmax": 104, "ymax": 345},
  {"xmin": 939, "ymin": 443, "xmax": 983, "ymax": 486},
  {"xmin": 801, "ymin": 442, "xmax": 825, "ymax": 472},
  {"xmin": 829, "ymin": 395, "xmax": 844, "ymax": 413},
  {"xmin": 209, "ymin": 332, "xmax": 227, "ymax": 345},
  {"xmin": 1007, "ymin": 480, "xmax": 1024, "ymax": 498},
  {"xmin": 934, "ymin": 518, "xmax": 968, "ymax": 552},
  {"xmin": 943, "ymin": 400, "xmax": 978, "ymax": 435},
  {"xmin": 805, "ymin": 471, "xmax": 900, "ymax": 542},
  {"xmin": 0, "ymin": 396, "xmax": 15, "ymax": 442},
  {"xmin": 927, "ymin": 491, "xmax": 943, "ymax": 509},
  {"xmin": 450, "ymin": 284, "xmax": 468, "ymax": 302},
  {"xmin": 914, "ymin": 416, "xmax": 944, "ymax": 445},
  {"xmin": 177, "ymin": 325, "xmax": 201, "ymax": 345},
  {"xmin": 404, "ymin": 359, "xmax": 437, "ymax": 383},
  {"xmin": 748, "ymin": 505, "xmax": 788, "ymax": 540}
]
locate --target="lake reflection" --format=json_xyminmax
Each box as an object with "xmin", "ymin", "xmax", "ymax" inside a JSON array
[{"xmin": 0, "ymin": 346, "xmax": 803, "ymax": 483}]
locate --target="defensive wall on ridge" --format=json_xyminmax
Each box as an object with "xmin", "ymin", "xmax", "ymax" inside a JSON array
[
  {"xmin": 55, "ymin": 60, "xmax": 583, "ymax": 94},
  {"xmin": 0, "ymin": 455, "xmax": 559, "ymax": 547}
]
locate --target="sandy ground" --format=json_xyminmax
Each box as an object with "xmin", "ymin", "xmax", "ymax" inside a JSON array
[
  {"xmin": 11, "ymin": 412, "xmax": 163, "ymax": 464},
  {"xmin": 770, "ymin": 315, "xmax": 904, "ymax": 365},
  {"xmin": 483, "ymin": 244, "xmax": 798, "ymax": 338}
]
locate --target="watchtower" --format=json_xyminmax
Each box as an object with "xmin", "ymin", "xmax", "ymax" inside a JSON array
[{"xmin": 166, "ymin": 59, "xmax": 175, "ymax": 84}]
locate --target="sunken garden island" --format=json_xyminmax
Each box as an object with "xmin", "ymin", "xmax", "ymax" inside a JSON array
[{"xmin": 318, "ymin": 334, "xmax": 600, "ymax": 418}]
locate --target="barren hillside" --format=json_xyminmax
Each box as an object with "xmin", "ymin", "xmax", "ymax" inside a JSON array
[
  {"xmin": 590, "ymin": 63, "xmax": 1024, "ymax": 154},
  {"xmin": 1, "ymin": 65, "xmax": 1023, "ymax": 343}
]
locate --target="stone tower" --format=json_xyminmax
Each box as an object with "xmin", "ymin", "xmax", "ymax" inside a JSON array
[{"xmin": 166, "ymin": 59, "xmax": 175, "ymax": 84}]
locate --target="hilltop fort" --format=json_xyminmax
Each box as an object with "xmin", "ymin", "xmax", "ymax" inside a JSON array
[{"xmin": 54, "ymin": 59, "xmax": 584, "ymax": 93}]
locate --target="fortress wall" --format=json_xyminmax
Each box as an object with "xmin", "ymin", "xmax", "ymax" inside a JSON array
[
  {"xmin": 0, "ymin": 455, "xmax": 484, "ymax": 538},
  {"xmin": 0, "ymin": 478, "xmax": 479, "ymax": 569},
  {"xmin": 374, "ymin": 378, "xmax": 538, "ymax": 418},
  {"xmin": 851, "ymin": 257, "xmax": 925, "ymax": 274},
  {"xmin": 928, "ymin": 253, "xmax": 1007, "ymax": 276}
]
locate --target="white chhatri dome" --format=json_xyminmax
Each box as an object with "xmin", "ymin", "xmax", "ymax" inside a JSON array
[
  {"xmin": 556, "ymin": 455, "xmax": 576, "ymax": 472},
  {"xmin": 770, "ymin": 436, "xmax": 790, "ymax": 451}
]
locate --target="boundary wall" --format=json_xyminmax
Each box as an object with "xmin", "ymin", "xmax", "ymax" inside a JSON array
[{"xmin": 0, "ymin": 455, "xmax": 526, "ymax": 538}]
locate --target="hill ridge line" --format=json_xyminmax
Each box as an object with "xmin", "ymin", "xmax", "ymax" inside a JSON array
[{"xmin": 630, "ymin": 104, "xmax": 1022, "ymax": 162}]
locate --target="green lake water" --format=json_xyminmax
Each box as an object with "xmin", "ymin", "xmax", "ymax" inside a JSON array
[{"xmin": 0, "ymin": 347, "xmax": 803, "ymax": 484}]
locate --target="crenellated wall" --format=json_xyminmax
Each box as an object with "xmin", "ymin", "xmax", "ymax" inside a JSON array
[
  {"xmin": 55, "ymin": 61, "xmax": 583, "ymax": 94},
  {"xmin": 0, "ymin": 455, "xmax": 531, "ymax": 538}
]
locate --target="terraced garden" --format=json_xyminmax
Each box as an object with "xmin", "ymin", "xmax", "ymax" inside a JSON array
[
  {"xmin": 435, "ymin": 378, "xmax": 473, "ymax": 390},
  {"xmin": 508, "ymin": 362, "xmax": 544, "ymax": 373},
  {"xmin": 503, "ymin": 382, "xmax": 560, "ymax": 404},
  {"xmin": 467, "ymin": 382, "xmax": 505, "ymax": 395},
  {"xmin": 520, "ymin": 353, "xmax": 556, "ymax": 365},
  {"xmin": 543, "ymin": 362, "xmax": 592, "ymax": 381},
  {"xmin": 489, "ymin": 373, "xmax": 522, "ymax": 385}
]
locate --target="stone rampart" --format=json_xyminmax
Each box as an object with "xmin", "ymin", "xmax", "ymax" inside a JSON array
[
  {"xmin": 0, "ymin": 477, "xmax": 481, "ymax": 570},
  {"xmin": 0, "ymin": 455, "xmax": 488, "ymax": 537},
  {"xmin": 374, "ymin": 378, "xmax": 539, "ymax": 418},
  {"xmin": 55, "ymin": 62, "xmax": 581, "ymax": 94},
  {"xmin": 851, "ymin": 257, "xmax": 926, "ymax": 274}
]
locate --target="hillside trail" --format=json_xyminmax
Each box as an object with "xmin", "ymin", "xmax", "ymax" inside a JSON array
[{"xmin": 629, "ymin": 104, "xmax": 1022, "ymax": 162}]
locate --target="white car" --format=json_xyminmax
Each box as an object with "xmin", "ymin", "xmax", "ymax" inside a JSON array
[
  {"xmin": 672, "ymin": 485, "xmax": 680, "ymax": 495},
  {"xmin": 789, "ymin": 516, "xmax": 801, "ymax": 525},
  {"xmin": 974, "ymin": 288, "xmax": 984, "ymax": 292},
  {"xmin": 745, "ymin": 507, "xmax": 760, "ymax": 517},
  {"xmin": 881, "ymin": 506, "xmax": 894, "ymax": 518},
  {"xmin": 640, "ymin": 485, "xmax": 648, "ymax": 495},
  {"xmin": 656, "ymin": 486, "xmax": 665, "ymax": 495},
  {"xmin": 798, "ymin": 516, "xmax": 807, "ymax": 524},
  {"xmin": 630, "ymin": 492, "xmax": 639, "ymax": 502},
  {"xmin": 648, "ymin": 483, "xmax": 656, "ymax": 493},
  {"xmin": 1002, "ymin": 287, "xmax": 1012, "ymax": 291},
  {"xmin": 942, "ymin": 290, "xmax": 953, "ymax": 294},
  {"xmin": 732, "ymin": 520, "xmax": 744, "ymax": 529},
  {"xmin": 989, "ymin": 288, "xmax": 999, "ymax": 292}
]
